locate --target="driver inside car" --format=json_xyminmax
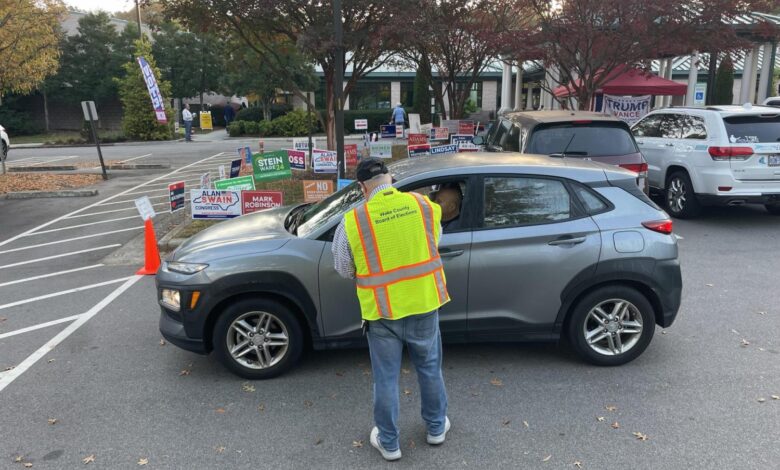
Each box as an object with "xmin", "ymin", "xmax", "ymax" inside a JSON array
[{"xmin": 431, "ymin": 183, "xmax": 463, "ymax": 232}]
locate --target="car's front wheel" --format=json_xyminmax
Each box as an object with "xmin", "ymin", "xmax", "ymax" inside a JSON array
[
  {"xmin": 1, "ymin": 141, "xmax": 7, "ymax": 162},
  {"xmin": 213, "ymin": 298, "xmax": 304, "ymax": 379},
  {"xmin": 567, "ymin": 286, "xmax": 655, "ymax": 366},
  {"xmin": 765, "ymin": 203, "xmax": 780, "ymax": 215},
  {"xmin": 665, "ymin": 171, "xmax": 701, "ymax": 219}
]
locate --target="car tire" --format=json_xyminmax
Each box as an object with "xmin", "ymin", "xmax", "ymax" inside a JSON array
[
  {"xmin": 567, "ymin": 285, "xmax": 655, "ymax": 366},
  {"xmin": 1, "ymin": 141, "xmax": 7, "ymax": 162},
  {"xmin": 665, "ymin": 171, "xmax": 701, "ymax": 219},
  {"xmin": 765, "ymin": 204, "xmax": 780, "ymax": 215},
  {"xmin": 213, "ymin": 297, "xmax": 304, "ymax": 380}
]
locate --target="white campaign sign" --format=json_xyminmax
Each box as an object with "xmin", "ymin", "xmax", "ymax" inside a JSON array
[
  {"xmin": 190, "ymin": 189, "xmax": 242, "ymax": 219},
  {"xmin": 312, "ymin": 149, "xmax": 338, "ymax": 173},
  {"xmin": 370, "ymin": 141, "xmax": 393, "ymax": 159},
  {"xmin": 293, "ymin": 138, "xmax": 317, "ymax": 152},
  {"xmin": 134, "ymin": 196, "xmax": 156, "ymax": 220},
  {"xmin": 409, "ymin": 113, "xmax": 421, "ymax": 133},
  {"xmin": 603, "ymin": 95, "xmax": 652, "ymax": 125}
]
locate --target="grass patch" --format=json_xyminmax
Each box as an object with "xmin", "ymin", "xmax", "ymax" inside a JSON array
[{"xmin": 10, "ymin": 132, "xmax": 82, "ymax": 145}]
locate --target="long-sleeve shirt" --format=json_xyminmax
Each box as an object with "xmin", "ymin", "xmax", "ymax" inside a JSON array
[
  {"xmin": 182, "ymin": 109, "xmax": 193, "ymax": 122},
  {"xmin": 392, "ymin": 107, "xmax": 405, "ymax": 124}
]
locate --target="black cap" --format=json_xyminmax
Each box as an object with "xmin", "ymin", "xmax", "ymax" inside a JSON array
[{"xmin": 356, "ymin": 158, "xmax": 389, "ymax": 182}]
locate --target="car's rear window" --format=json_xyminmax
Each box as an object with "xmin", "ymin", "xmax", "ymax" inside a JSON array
[
  {"xmin": 723, "ymin": 115, "xmax": 780, "ymax": 143},
  {"xmin": 527, "ymin": 122, "xmax": 638, "ymax": 157}
]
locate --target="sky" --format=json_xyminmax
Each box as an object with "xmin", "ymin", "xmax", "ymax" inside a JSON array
[{"xmin": 65, "ymin": 0, "xmax": 134, "ymax": 13}]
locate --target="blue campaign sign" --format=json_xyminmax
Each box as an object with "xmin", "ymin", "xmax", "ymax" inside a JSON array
[
  {"xmin": 337, "ymin": 179, "xmax": 354, "ymax": 190},
  {"xmin": 229, "ymin": 159, "xmax": 242, "ymax": 178},
  {"xmin": 380, "ymin": 125, "xmax": 396, "ymax": 139},
  {"xmin": 430, "ymin": 144, "xmax": 458, "ymax": 155},
  {"xmin": 450, "ymin": 134, "xmax": 474, "ymax": 147}
]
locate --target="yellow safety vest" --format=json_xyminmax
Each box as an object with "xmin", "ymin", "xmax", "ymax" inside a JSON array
[{"xmin": 344, "ymin": 187, "xmax": 450, "ymax": 321}]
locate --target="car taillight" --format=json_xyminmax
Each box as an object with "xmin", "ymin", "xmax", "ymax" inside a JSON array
[
  {"xmin": 619, "ymin": 162, "xmax": 648, "ymax": 174},
  {"xmin": 708, "ymin": 146, "xmax": 753, "ymax": 161},
  {"xmin": 642, "ymin": 219, "xmax": 673, "ymax": 234}
]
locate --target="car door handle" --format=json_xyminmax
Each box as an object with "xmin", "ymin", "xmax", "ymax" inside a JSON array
[
  {"xmin": 439, "ymin": 249, "xmax": 464, "ymax": 258},
  {"xmin": 548, "ymin": 236, "xmax": 586, "ymax": 246},
  {"xmin": 664, "ymin": 143, "xmax": 675, "ymax": 147}
]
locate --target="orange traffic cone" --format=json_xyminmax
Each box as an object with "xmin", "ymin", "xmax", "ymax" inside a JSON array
[{"xmin": 136, "ymin": 218, "xmax": 161, "ymax": 275}]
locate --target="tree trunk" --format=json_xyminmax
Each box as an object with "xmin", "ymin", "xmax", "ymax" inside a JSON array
[
  {"xmin": 43, "ymin": 88, "xmax": 50, "ymax": 132},
  {"xmin": 262, "ymin": 99, "xmax": 271, "ymax": 121},
  {"xmin": 324, "ymin": 77, "xmax": 336, "ymax": 150}
]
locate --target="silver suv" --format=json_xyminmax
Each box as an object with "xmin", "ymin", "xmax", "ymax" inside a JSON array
[
  {"xmin": 156, "ymin": 154, "xmax": 682, "ymax": 379},
  {"xmin": 632, "ymin": 105, "xmax": 780, "ymax": 218}
]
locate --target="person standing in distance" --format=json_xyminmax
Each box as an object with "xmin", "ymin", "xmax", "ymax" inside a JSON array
[
  {"xmin": 391, "ymin": 102, "xmax": 406, "ymax": 129},
  {"xmin": 333, "ymin": 158, "xmax": 451, "ymax": 462},
  {"xmin": 182, "ymin": 104, "xmax": 193, "ymax": 142}
]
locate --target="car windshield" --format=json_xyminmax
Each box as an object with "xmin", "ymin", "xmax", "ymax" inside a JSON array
[
  {"xmin": 295, "ymin": 181, "xmax": 364, "ymax": 238},
  {"xmin": 527, "ymin": 122, "xmax": 638, "ymax": 156},
  {"xmin": 723, "ymin": 115, "xmax": 780, "ymax": 143}
]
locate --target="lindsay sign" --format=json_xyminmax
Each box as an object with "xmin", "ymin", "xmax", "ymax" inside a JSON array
[{"xmin": 603, "ymin": 95, "xmax": 652, "ymax": 125}]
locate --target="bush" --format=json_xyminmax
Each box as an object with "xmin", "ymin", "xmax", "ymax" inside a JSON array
[
  {"xmin": 243, "ymin": 121, "xmax": 259, "ymax": 135},
  {"xmin": 269, "ymin": 109, "xmax": 318, "ymax": 137},
  {"xmin": 714, "ymin": 56, "xmax": 734, "ymax": 105},
  {"xmin": 0, "ymin": 107, "xmax": 42, "ymax": 135},
  {"xmin": 227, "ymin": 121, "xmax": 243, "ymax": 136},
  {"xmin": 344, "ymin": 109, "xmax": 393, "ymax": 134},
  {"xmin": 235, "ymin": 104, "xmax": 292, "ymax": 122}
]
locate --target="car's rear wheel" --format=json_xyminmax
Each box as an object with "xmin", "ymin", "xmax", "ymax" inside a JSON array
[
  {"xmin": 665, "ymin": 171, "xmax": 701, "ymax": 219},
  {"xmin": 213, "ymin": 298, "xmax": 303, "ymax": 379},
  {"xmin": 1, "ymin": 141, "xmax": 7, "ymax": 162},
  {"xmin": 567, "ymin": 286, "xmax": 655, "ymax": 366},
  {"xmin": 765, "ymin": 204, "xmax": 780, "ymax": 215}
]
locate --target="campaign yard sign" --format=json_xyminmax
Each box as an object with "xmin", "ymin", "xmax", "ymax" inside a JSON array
[
  {"xmin": 408, "ymin": 144, "xmax": 432, "ymax": 158},
  {"xmin": 312, "ymin": 149, "xmax": 338, "ymax": 173},
  {"xmin": 230, "ymin": 159, "xmax": 242, "ymax": 178},
  {"xmin": 408, "ymin": 133, "xmax": 428, "ymax": 146},
  {"xmin": 303, "ymin": 180, "xmax": 334, "ymax": 203},
  {"xmin": 293, "ymin": 138, "xmax": 317, "ymax": 152},
  {"xmin": 380, "ymin": 125, "xmax": 396, "ymax": 139},
  {"xmin": 345, "ymin": 144, "xmax": 358, "ymax": 168},
  {"xmin": 287, "ymin": 149, "xmax": 306, "ymax": 170},
  {"xmin": 218, "ymin": 165, "xmax": 226, "ymax": 180},
  {"xmin": 354, "ymin": 119, "xmax": 368, "ymax": 130},
  {"xmin": 237, "ymin": 146, "xmax": 252, "ymax": 165},
  {"xmin": 450, "ymin": 134, "xmax": 474, "ymax": 148},
  {"xmin": 214, "ymin": 175, "xmax": 255, "ymax": 191},
  {"xmin": 168, "ymin": 181, "xmax": 185, "ymax": 213},
  {"xmin": 370, "ymin": 141, "xmax": 393, "ymax": 159},
  {"xmin": 441, "ymin": 120, "xmax": 459, "ymax": 135},
  {"xmin": 252, "ymin": 150, "xmax": 292, "ymax": 182},
  {"xmin": 242, "ymin": 191, "xmax": 283, "ymax": 214},
  {"xmin": 337, "ymin": 179, "xmax": 354, "ymax": 190},
  {"xmin": 430, "ymin": 144, "xmax": 458, "ymax": 155},
  {"xmin": 458, "ymin": 142, "xmax": 480, "ymax": 152},
  {"xmin": 430, "ymin": 127, "xmax": 450, "ymax": 141},
  {"xmin": 199, "ymin": 172, "xmax": 210, "ymax": 189},
  {"xmin": 603, "ymin": 95, "xmax": 652, "ymax": 125},
  {"xmin": 191, "ymin": 189, "xmax": 241, "ymax": 219},
  {"xmin": 458, "ymin": 120, "xmax": 475, "ymax": 135},
  {"xmin": 134, "ymin": 196, "xmax": 156, "ymax": 221}
]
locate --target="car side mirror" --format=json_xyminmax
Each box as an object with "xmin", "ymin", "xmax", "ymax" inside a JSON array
[{"xmin": 472, "ymin": 135, "xmax": 484, "ymax": 145}]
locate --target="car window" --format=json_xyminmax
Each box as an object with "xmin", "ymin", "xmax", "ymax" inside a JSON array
[
  {"xmin": 633, "ymin": 114, "xmax": 663, "ymax": 138},
  {"xmin": 296, "ymin": 182, "xmax": 364, "ymax": 238},
  {"xmin": 526, "ymin": 122, "xmax": 638, "ymax": 156},
  {"xmin": 402, "ymin": 180, "xmax": 470, "ymax": 233},
  {"xmin": 766, "ymin": 100, "xmax": 780, "ymax": 107},
  {"xmin": 680, "ymin": 115, "xmax": 707, "ymax": 140},
  {"xmin": 487, "ymin": 119, "xmax": 511, "ymax": 149},
  {"xmin": 572, "ymin": 183, "xmax": 609, "ymax": 214},
  {"xmin": 502, "ymin": 124, "xmax": 521, "ymax": 152},
  {"xmin": 485, "ymin": 119, "xmax": 504, "ymax": 146},
  {"xmin": 659, "ymin": 114, "xmax": 684, "ymax": 139},
  {"xmin": 723, "ymin": 115, "xmax": 780, "ymax": 143},
  {"xmin": 483, "ymin": 177, "xmax": 572, "ymax": 228}
]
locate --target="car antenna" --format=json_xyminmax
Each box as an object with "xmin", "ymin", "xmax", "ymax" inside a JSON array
[{"xmin": 552, "ymin": 133, "xmax": 576, "ymax": 158}]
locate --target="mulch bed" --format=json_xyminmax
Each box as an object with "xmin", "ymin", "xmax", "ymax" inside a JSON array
[{"xmin": 0, "ymin": 173, "xmax": 103, "ymax": 194}]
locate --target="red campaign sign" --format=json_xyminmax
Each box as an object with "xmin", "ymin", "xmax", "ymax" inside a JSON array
[
  {"xmin": 408, "ymin": 133, "xmax": 429, "ymax": 145},
  {"xmin": 168, "ymin": 181, "xmax": 185, "ymax": 213},
  {"xmin": 345, "ymin": 144, "xmax": 358, "ymax": 167},
  {"xmin": 458, "ymin": 121, "xmax": 475, "ymax": 135},
  {"xmin": 241, "ymin": 190, "xmax": 283, "ymax": 214}
]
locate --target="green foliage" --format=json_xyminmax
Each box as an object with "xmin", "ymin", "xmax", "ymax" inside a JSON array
[
  {"xmin": 463, "ymin": 98, "xmax": 478, "ymax": 114},
  {"xmin": 413, "ymin": 70, "xmax": 432, "ymax": 123},
  {"xmin": 228, "ymin": 111, "xmax": 318, "ymax": 137},
  {"xmin": 227, "ymin": 120, "xmax": 243, "ymax": 136},
  {"xmin": 0, "ymin": 106, "xmax": 42, "ymax": 135},
  {"xmin": 235, "ymin": 104, "xmax": 292, "ymax": 122},
  {"xmin": 117, "ymin": 39, "xmax": 174, "ymax": 141},
  {"xmin": 344, "ymin": 109, "xmax": 394, "ymax": 133},
  {"xmin": 714, "ymin": 56, "xmax": 734, "ymax": 105},
  {"xmin": 243, "ymin": 121, "xmax": 259, "ymax": 134}
]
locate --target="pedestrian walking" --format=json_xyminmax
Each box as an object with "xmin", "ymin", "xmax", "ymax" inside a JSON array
[
  {"xmin": 182, "ymin": 104, "xmax": 193, "ymax": 142},
  {"xmin": 224, "ymin": 104, "xmax": 236, "ymax": 127},
  {"xmin": 333, "ymin": 158, "xmax": 451, "ymax": 462},
  {"xmin": 391, "ymin": 102, "xmax": 406, "ymax": 129}
]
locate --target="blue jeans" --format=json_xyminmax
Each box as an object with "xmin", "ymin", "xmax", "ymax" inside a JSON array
[
  {"xmin": 184, "ymin": 121, "xmax": 192, "ymax": 141},
  {"xmin": 367, "ymin": 310, "xmax": 448, "ymax": 452}
]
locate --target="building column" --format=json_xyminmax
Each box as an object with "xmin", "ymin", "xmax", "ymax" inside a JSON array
[
  {"xmin": 757, "ymin": 43, "xmax": 773, "ymax": 102},
  {"xmin": 526, "ymin": 83, "xmax": 535, "ymax": 110},
  {"xmin": 655, "ymin": 60, "xmax": 666, "ymax": 108},
  {"xmin": 390, "ymin": 81, "xmax": 401, "ymax": 108},
  {"xmin": 343, "ymin": 81, "xmax": 350, "ymax": 110},
  {"xmin": 663, "ymin": 59, "xmax": 674, "ymax": 107},
  {"xmin": 748, "ymin": 44, "xmax": 761, "ymax": 103},
  {"xmin": 514, "ymin": 61, "xmax": 524, "ymax": 111},
  {"xmin": 686, "ymin": 51, "xmax": 699, "ymax": 106},
  {"xmin": 739, "ymin": 49, "xmax": 754, "ymax": 104},
  {"xmin": 481, "ymin": 80, "xmax": 498, "ymax": 115},
  {"xmin": 442, "ymin": 83, "xmax": 450, "ymax": 118},
  {"xmin": 499, "ymin": 59, "xmax": 513, "ymax": 114}
]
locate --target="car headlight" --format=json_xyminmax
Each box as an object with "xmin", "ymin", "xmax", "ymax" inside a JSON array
[
  {"xmin": 165, "ymin": 261, "xmax": 209, "ymax": 275},
  {"xmin": 160, "ymin": 289, "xmax": 181, "ymax": 311}
]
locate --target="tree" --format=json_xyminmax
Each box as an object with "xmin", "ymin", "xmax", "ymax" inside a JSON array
[
  {"xmin": 713, "ymin": 55, "xmax": 734, "ymax": 105},
  {"xmin": 117, "ymin": 39, "xmax": 173, "ymax": 140},
  {"xmin": 0, "ymin": 0, "xmax": 65, "ymax": 105},
  {"xmin": 413, "ymin": 69, "xmax": 432, "ymax": 123}
]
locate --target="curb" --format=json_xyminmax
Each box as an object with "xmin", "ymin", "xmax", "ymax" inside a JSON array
[
  {"xmin": 8, "ymin": 165, "xmax": 78, "ymax": 172},
  {"xmin": 106, "ymin": 164, "xmax": 170, "ymax": 170},
  {"xmin": 157, "ymin": 221, "xmax": 190, "ymax": 252},
  {"xmin": 1, "ymin": 189, "xmax": 99, "ymax": 199}
]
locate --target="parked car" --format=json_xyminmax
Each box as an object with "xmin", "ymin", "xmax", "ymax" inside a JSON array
[
  {"xmin": 0, "ymin": 124, "xmax": 8, "ymax": 163},
  {"xmin": 157, "ymin": 153, "xmax": 681, "ymax": 379},
  {"xmin": 474, "ymin": 111, "xmax": 648, "ymax": 193},
  {"xmin": 631, "ymin": 105, "xmax": 780, "ymax": 218},
  {"xmin": 762, "ymin": 97, "xmax": 780, "ymax": 107}
]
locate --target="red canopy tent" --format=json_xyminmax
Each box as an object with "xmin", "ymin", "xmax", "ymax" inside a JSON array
[{"xmin": 553, "ymin": 66, "xmax": 687, "ymax": 98}]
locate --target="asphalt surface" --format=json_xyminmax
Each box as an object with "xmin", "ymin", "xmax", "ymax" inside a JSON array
[{"xmin": 1, "ymin": 139, "xmax": 779, "ymax": 469}]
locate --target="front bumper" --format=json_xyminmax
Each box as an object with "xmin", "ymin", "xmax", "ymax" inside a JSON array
[{"xmin": 160, "ymin": 308, "xmax": 208, "ymax": 354}]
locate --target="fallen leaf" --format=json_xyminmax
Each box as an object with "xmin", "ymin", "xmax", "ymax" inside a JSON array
[
  {"xmin": 741, "ymin": 338, "xmax": 750, "ymax": 347},
  {"xmin": 632, "ymin": 432, "xmax": 649, "ymax": 441},
  {"xmin": 757, "ymin": 397, "xmax": 766, "ymax": 403},
  {"xmin": 401, "ymin": 368, "xmax": 411, "ymax": 375},
  {"xmin": 82, "ymin": 454, "xmax": 96, "ymax": 464},
  {"xmin": 403, "ymin": 388, "xmax": 412, "ymax": 395},
  {"xmin": 730, "ymin": 328, "xmax": 740, "ymax": 335},
  {"xmin": 24, "ymin": 464, "xmax": 32, "ymax": 469},
  {"xmin": 3, "ymin": 366, "xmax": 14, "ymax": 371},
  {"xmin": 47, "ymin": 418, "xmax": 58, "ymax": 425},
  {"xmin": 315, "ymin": 438, "xmax": 323, "ymax": 445},
  {"xmin": 705, "ymin": 283, "xmax": 714, "ymax": 287},
  {"xmin": 15, "ymin": 456, "xmax": 23, "ymax": 462},
  {"xmin": 523, "ymin": 420, "xmax": 529, "ymax": 428},
  {"xmin": 257, "ymin": 404, "xmax": 265, "ymax": 412},
  {"xmin": 159, "ymin": 339, "xmax": 166, "ymax": 346},
  {"xmin": 335, "ymin": 371, "xmax": 344, "ymax": 377},
  {"xmin": 138, "ymin": 458, "xmax": 148, "ymax": 466},
  {"xmin": 303, "ymin": 400, "xmax": 313, "ymax": 408},
  {"xmin": 362, "ymin": 369, "xmax": 371, "ymax": 376},
  {"xmin": 605, "ymin": 405, "xmax": 617, "ymax": 411},
  {"xmin": 611, "ymin": 422, "xmax": 620, "ymax": 429},
  {"xmin": 470, "ymin": 392, "xmax": 480, "ymax": 397},
  {"xmin": 771, "ymin": 395, "xmax": 780, "ymax": 400},
  {"xmin": 215, "ymin": 408, "xmax": 226, "ymax": 414},
  {"xmin": 661, "ymin": 330, "xmax": 667, "ymax": 335},
  {"xmin": 574, "ymin": 461, "xmax": 583, "ymax": 468},
  {"xmin": 408, "ymin": 439, "xmax": 416, "ymax": 449},
  {"xmin": 179, "ymin": 369, "xmax": 191, "ymax": 376},
  {"xmin": 758, "ymin": 311, "xmax": 766, "ymax": 315},
  {"xmin": 352, "ymin": 440, "xmax": 363, "ymax": 448},
  {"xmin": 542, "ymin": 455, "xmax": 552, "ymax": 462},
  {"xmin": 759, "ymin": 347, "xmax": 766, "ymax": 351},
  {"xmin": 0, "ymin": 317, "xmax": 6, "ymax": 322},
  {"xmin": 597, "ymin": 417, "xmax": 606, "ymax": 422},
  {"xmin": 47, "ymin": 359, "xmax": 55, "ymax": 363},
  {"xmin": 242, "ymin": 383, "xmax": 256, "ymax": 393},
  {"xmin": 490, "ymin": 378, "xmax": 503, "ymax": 387},
  {"xmin": 502, "ymin": 419, "xmax": 511, "ymax": 426},
  {"xmin": 215, "ymin": 446, "xmax": 226, "ymax": 453},
  {"xmin": 330, "ymin": 393, "xmax": 338, "ymax": 399}
]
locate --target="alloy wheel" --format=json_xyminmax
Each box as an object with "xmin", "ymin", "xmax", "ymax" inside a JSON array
[
  {"xmin": 582, "ymin": 299, "xmax": 643, "ymax": 356},
  {"xmin": 226, "ymin": 311, "xmax": 289, "ymax": 369},
  {"xmin": 666, "ymin": 177, "xmax": 687, "ymax": 214}
]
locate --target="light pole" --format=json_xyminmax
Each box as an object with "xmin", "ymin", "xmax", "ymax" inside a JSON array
[
  {"xmin": 135, "ymin": 0, "xmax": 143, "ymax": 40},
  {"xmin": 333, "ymin": 0, "xmax": 345, "ymax": 180}
]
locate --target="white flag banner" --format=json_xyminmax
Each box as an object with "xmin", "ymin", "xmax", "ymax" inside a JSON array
[{"xmin": 603, "ymin": 95, "xmax": 652, "ymax": 125}]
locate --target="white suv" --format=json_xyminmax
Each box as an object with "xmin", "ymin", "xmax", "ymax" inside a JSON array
[
  {"xmin": 631, "ymin": 105, "xmax": 780, "ymax": 218},
  {"xmin": 0, "ymin": 124, "xmax": 8, "ymax": 163}
]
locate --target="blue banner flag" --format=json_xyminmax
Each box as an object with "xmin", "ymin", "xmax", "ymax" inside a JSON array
[{"xmin": 137, "ymin": 56, "xmax": 167, "ymax": 124}]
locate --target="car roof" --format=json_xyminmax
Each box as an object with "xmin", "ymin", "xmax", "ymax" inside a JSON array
[
  {"xmin": 388, "ymin": 152, "xmax": 632, "ymax": 184},
  {"xmin": 503, "ymin": 110, "xmax": 623, "ymax": 124},
  {"xmin": 656, "ymin": 105, "xmax": 780, "ymax": 117}
]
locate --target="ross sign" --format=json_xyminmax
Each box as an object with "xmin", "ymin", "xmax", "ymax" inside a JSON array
[
  {"xmin": 214, "ymin": 175, "xmax": 255, "ymax": 191},
  {"xmin": 293, "ymin": 138, "xmax": 317, "ymax": 152},
  {"xmin": 134, "ymin": 195, "xmax": 156, "ymax": 220},
  {"xmin": 430, "ymin": 144, "xmax": 458, "ymax": 155},
  {"xmin": 200, "ymin": 111, "xmax": 213, "ymax": 130},
  {"xmin": 199, "ymin": 172, "xmax": 210, "ymax": 189},
  {"xmin": 408, "ymin": 133, "xmax": 429, "ymax": 146},
  {"xmin": 191, "ymin": 189, "xmax": 241, "ymax": 219},
  {"xmin": 441, "ymin": 120, "xmax": 459, "ymax": 135},
  {"xmin": 370, "ymin": 141, "xmax": 393, "ymax": 159},
  {"xmin": 137, "ymin": 56, "xmax": 167, "ymax": 124},
  {"xmin": 218, "ymin": 165, "xmax": 226, "ymax": 180},
  {"xmin": 303, "ymin": 180, "xmax": 334, "ymax": 203},
  {"xmin": 694, "ymin": 83, "xmax": 707, "ymax": 106},
  {"xmin": 408, "ymin": 144, "xmax": 432, "ymax": 157},
  {"xmin": 354, "ymin": 119, "xmax": 368, "ymax": 130},
  {"xmin": 337, "ymin": 178, "xmax": 354, "ymax": 190},
  {"xmin": 450, "ymin": 134, "xmax": 474, "ymax": 148},
  {"xmin": 230, "ymin": 159, "xmax": 242, "ymax": 178},
  {"xmin": 458, "ymin": 120, "xmax": 475, "ymax": 135},
  {"xmin": 237, "ymin": 146, "xmax": 252, "ymax": 165},
  {"xmin": 81, "ymin": 101, "xmax": 98, "ymax": 121},
  {"xmin": 168, "ymin": 181, "xmax": 185, "ymax": 213},
  {"xmin": 252, "ymin": 150, "xmax": 292, "ymax": 182},
  {"xmin": 242, "ymin": 190, "xmax": 283, "ymax": 214},
  {"xmin": 345, "ymin": 144, "xmax": 358, "ymax": 167},
  {"xmin": 409, "ymin": 113, "xmax": 421, "ymax": 133},
  {"xmin": 430, "ymin": 127, "xmax": 450, "ymax": 141},
  {"xmin": 380, "ymin": 125, "xmax": 396, "ymax": 139},
  {"xmin": 312, "ymin": 149, "xmax": 338, "ymax": 173},
  {"xmin": 603, "ymin": 95, "xmax": 652, "ymax": 125},
  {"xmin": 286, "ymin": 149, "xmax": 307, "ymax": 170}
]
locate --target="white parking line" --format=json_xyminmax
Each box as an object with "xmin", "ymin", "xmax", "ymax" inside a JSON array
[
  {"xmin": 118, "ymin": 153, "xmax": 153, "ymax": 163},
  {"xmin": 0, "ymin": 276, "xmax": 133, "ymax": 311},
  {"xmin": 7, "ymin": 156, "xmax": 42, "ymax": 164},
  {"xmin": 0, "ymin": 314, "xmax": 83, "ymax": 340},
  {"xmin": 97, "ymin": 195, "xmax": 168, "ymax": 206},
  {"xmin": 0, "ymin": 275, "xmax": 142, "ymax": 393},
  {"xmin": 0, "ymin": 265, "xmax": 104, "ymax": 288},
  {"xmin": 0, "ymin": 228, "xmax": 143, "ymax": 255},
  {"xmin": 0, "ymin": 245, "xmax": 121, "ymax": 270},
  {"xmin": 28, "ymin": 156, "xmax": 78, "ymax": 166},
  {"xmin": 121, "ymin": 188, "xmax": 170, "ymax": 196},
  {"xmin": 25, "ymin": 217, "xmax": 139, "ymax": 236},
  {"xmin": 64, "ymin": 203, "xmax": 168, "ymax": 219}
]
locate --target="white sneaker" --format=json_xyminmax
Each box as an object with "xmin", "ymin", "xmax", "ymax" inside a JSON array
[
  {"xmin": 370, "ymin": 427, "xmax": 402, "ymax": 461},
  {"xmin": 426, "ymin": 417, "xmax": 451, "ymax": 445}
]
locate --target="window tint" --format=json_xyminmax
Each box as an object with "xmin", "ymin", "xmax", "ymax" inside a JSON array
[
  {"xmin": 502, "ymin": 124, "xmax": 521, "ymax": 152},
  {"xmin": 632, "ymin": 114, "xmax": 663, "ymax": 137},
  {"xmin": 723, "ymin": 115, "xmax": 780, "ymax": 143},
  {"xmin": 572, "ymin": 183, "xmax": 609, "ymax": 214},
  {"xmin": 526, "ymin": 123, "xmax": 638, "ymax": 156},
  {"xmin": 486, "ymin": 119, "xmax": 508, "ymax": 147},
  {"xmin": 659, "ymin": 114, "xmax": 684, "ymax": 139},
  {"xmin": 766, "ymin": 100, "xmax": 780, "ymax": 107},
  {"xmin": 483, "ymin": 177, "xmax": 572, "ymax": 227},
  {"xmin": 402, "ymin": 180, "xmax": 470, "ymax": 233},
  {"xmin": 680, "ymin": 115, "xmax": 707, "ymax": 140}
]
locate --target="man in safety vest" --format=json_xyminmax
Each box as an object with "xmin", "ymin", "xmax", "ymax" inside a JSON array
[{"xmin": 332, "ymin": 158, "xmax": 451, "ymax": 461}]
